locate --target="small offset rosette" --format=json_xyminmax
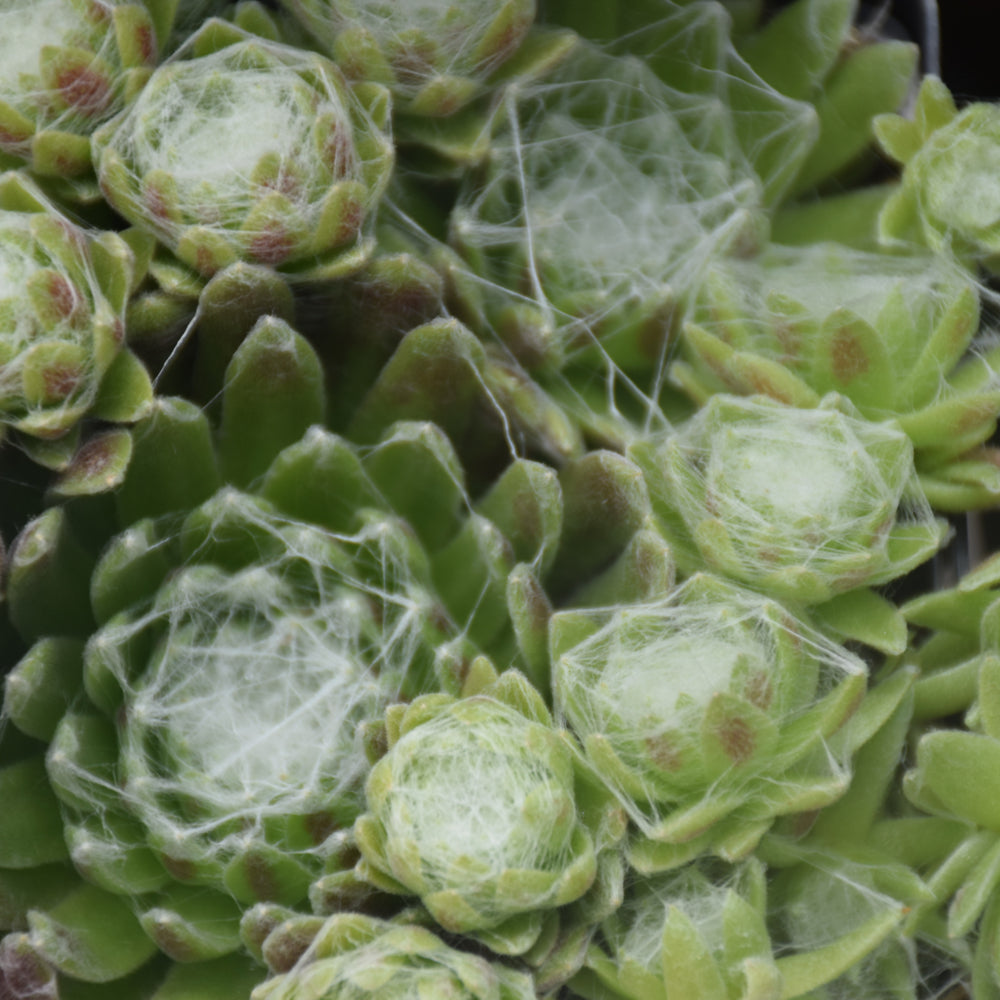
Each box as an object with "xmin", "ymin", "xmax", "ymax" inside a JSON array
[
  {"xmin": 551, "ymin": 574, "xmax": 867, "ymax": 872},
  {"xmin": 574, "ymin": 858, "xmax": 783, "ymax": 1000},
  {"xmin": 574, "ymin": 849, "xmax": 916, "ymax": 1000},
  {"xmin": 253, "ymin": 913, "xmax": 537, "ymax": 1000},
  {"xmin": 92, "ymin": 20, "xmax": 394, "ymax": 282},
  {"xmin": 877, "ymin": 76, "xmax": 1000, "ymax": 273},
  {"xmin": 0, "ymin": 171, "xmax": 150, "ymax": 467},
  {"xmin": 278, "ymin": 0, "xmax": 538, "ymax": 117},
  {"xmin": 354, "ymin": 670, "xmax": 626, "ymax": 958},
  {"xmin": 765, "ymin": 851, "xmax": 918, "ymax": 1000},
  {"xmin": 0, "ymin": 0, "xmax": 157, "ymax": 199}
]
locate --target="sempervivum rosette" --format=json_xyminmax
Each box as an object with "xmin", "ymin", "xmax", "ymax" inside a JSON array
[
  {"xmin": 0, "ymin": 0, "xmax": 157, "ymax": 201},
  {"xmin": 630, "ymin": 394, "xmax": 947, "ymax": 651},
  {"xmin": 354, "ymin": 670, "xmax": 626, "ymax": 959},
  {"xmin": 572, "ymin": 859, "xmax": 783, "ymax": 1000},
  {"xmin": 571, "ymin": 853, "xmax": 915, "ymax": 1000},
  {"xmin": 0, "ymin": 170, "xmax": 151, "ymax": 473},
  {"xmin": 277, "ymin": 0, "xmax": 539, "ymax": 117},
  {"xmin": 876, "ymin": 76, "xmax": 1000, "ymax": 272},
  {"xmin": 92, "ymin": 20, "xmax": 394, "ymax": 283},
  {"xmin": 551, "ymin": 574, "xmax": 866, "ymax": 873},
  {"xmin": 73, "ymin": 492, "xmax": 449, "ymax": 904},
  {"xmin": 252, "ymin": 913, "xmax": 537, "ymax": 1000},
  {"xmin": 544, "ymin": 0, "xmax": 917, "ymax": 204}
]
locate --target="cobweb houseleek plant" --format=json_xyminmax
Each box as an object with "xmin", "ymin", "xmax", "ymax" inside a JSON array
[
  {"xmin": 572, "ymin": 858, "xmax": 783, "ymax": 1000},
  {"xmin": 765, "ymin": 853, "xmax": 922, "ymax": 1000},
  {"xmin": 0, "ymin": 170, "xmax": 152, "ymax": 479},
  {"xmin": 448, "ymin": 39, "xmax": 772, "ymax": 381},
  {"xmin": 572, "ymin": 851, "xmax": 920, "ymax": 1000},
  {"xmin": 550, "ymin": 574, "xmax": 867, "ymax": 872},
  {"xmin": 353, "ymin": 669, "xmax": 626, "ymax": 959},
  {"xmin": 541, "ymin": 0, "xmax": 819, "ymax": 204},
  {"xmin": 0, "ymin": 315, "xmax": 571, "ymax": 996},
  {"xmin": 877, "ymin": 75, "xmax": 1000, "ymax": 275},
  {"xmin": 92, "ymin": 19, "xmax": 394, "ymax": 284}
]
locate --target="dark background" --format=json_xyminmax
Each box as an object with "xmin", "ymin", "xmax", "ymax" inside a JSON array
[{"xmin": 937, "ymin": 1, "xmax": 1000, "ymax": 100}]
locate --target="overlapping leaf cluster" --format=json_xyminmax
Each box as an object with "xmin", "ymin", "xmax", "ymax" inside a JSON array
[{"xmin": 2, "ymin": 1, "xmax": 1000, "ymax": 999}]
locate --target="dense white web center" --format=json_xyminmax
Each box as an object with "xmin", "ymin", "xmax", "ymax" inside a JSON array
[
  {"xmin": 129, "ymin": 67, "xmax": 317, "ymax": 198},
  {"xmin": 717, "ymin": 424, "xmax": 857, "ymax": 524},
  {"xmin": 0, "ymin": 0, "xmax": 91, "ymax": 98},
  {"xmin": 605, "ymin": 632, "xmax": 747, "ymax": 730}
]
